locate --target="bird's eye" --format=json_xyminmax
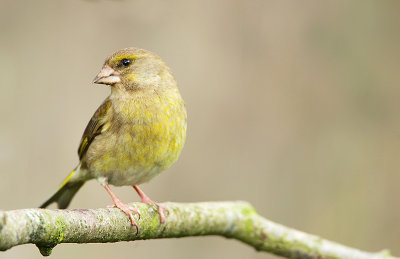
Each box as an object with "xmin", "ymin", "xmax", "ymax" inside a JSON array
[{"xmin": 121, "ymin": 59, "xmax": 131, "ymax": 67}]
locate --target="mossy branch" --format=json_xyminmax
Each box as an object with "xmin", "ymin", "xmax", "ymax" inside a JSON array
[{"xmin": 0, "ymin": 201, "xmax": 397, "ymax": 258}]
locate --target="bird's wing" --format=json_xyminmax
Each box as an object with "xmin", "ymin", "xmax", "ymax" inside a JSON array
[{"xmin": 78, "ymin": 98, "xmax": 112, "ymax": 160}]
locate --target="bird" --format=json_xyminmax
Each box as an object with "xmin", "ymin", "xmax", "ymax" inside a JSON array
[{"xmin": 40, "ymin": 47, "xmax": 187, "ymax": 229}]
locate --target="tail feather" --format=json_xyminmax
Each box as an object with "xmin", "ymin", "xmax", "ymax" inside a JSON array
[{"xmin": 40, "ymin": 169, "xmax": 85, "ymax": 209}]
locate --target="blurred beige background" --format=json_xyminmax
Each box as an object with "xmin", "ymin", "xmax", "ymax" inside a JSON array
[{"xmin": 1, "ymin": 0, "xmax": 400, "ymax": 258}]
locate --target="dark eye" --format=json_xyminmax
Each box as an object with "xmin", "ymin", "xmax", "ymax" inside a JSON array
[{"xmin": 121, "ymin": 58, "xmax": 131, "ymax": 67}]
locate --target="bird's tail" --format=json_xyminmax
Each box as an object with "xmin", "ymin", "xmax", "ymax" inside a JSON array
[{"xmin": 40, "ymin": 169, "xmax": 85, "ymax": 209}]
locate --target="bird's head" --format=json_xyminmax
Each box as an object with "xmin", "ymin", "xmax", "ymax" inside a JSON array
[{"xmin": 93, "ymin": 48, "xmax": 173, "ymax": 91}]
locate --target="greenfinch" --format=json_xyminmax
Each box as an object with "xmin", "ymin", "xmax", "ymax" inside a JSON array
[{"xmin": 40, "ymin": 48, "xmax": 187, "ymax": 228}]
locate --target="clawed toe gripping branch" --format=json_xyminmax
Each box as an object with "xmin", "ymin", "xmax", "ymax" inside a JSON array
[{"xmin": 0, "ymin": 201, "xmax": 397, "ymax": 258}]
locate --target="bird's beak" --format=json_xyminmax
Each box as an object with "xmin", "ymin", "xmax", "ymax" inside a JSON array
[{"xmin": 93, "ymin": 65, "xmax": 121, "ymax": 85}]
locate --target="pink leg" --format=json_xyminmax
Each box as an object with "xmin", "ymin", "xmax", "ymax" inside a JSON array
[
  {"xmin": 103, "ymin": 183, "xmax": 140, "ymax": 231},
  {"xmin": 133, "ymin": 185, "xmax": 168, "ymax": 224}
]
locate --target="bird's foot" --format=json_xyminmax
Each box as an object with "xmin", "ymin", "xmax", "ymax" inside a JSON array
[
  {"xmin": 107, "ymin": 203, "xmax": 138, "ymax": 214},
  {"xmin": 133, "ymin": 185, "xmax": 168, "ymax": 225},
  {"xmin": 102, "ymin": 182, "xmax": 140, "ymax": 232},
  {"xmin": 112, "ymin": 199, "xmax": 140, "ymax": 231},
  {"xmin": 142, "ymin": 198, "xmax": 168, "ymax": 225}
]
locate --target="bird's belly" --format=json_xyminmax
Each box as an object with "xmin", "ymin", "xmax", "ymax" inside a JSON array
[
  {"xmin": 106, "ymin": 165, "xmax": 164, "ymax": 186},
  {"xmin": 85, "ymin": 117, "xmax": 186, "ymax": 186}
]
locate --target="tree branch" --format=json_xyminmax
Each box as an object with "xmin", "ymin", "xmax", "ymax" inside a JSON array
[{"xmin": 0, "ymin": 201, "xmax": 396, "ymax": 258}]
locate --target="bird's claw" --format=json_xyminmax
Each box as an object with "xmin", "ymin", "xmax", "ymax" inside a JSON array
[
  {"xmin": 107, "ymin": 204, "xmax": 140, "ymax": 217},
  {"xmin": 133, "ymin": 186, "xmax": 168, "ymax": 229},
  {"xmin": 111, "ymin": 201, "xmax": 141, "ymax": 233},
  {"xmin": 141, "ymin": 200, "xmax": 168, "ymax": 226},
  {"xmin": 156, "ymin": 203, "xmax": 168, "ymax": 225}
]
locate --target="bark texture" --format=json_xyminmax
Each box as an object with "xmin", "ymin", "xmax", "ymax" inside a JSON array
[{"xmin": 0, "ymin": 201, "xmax": 397, "ymax": 258}]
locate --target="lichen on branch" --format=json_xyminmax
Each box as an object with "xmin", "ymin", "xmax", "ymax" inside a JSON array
[{"xmin": 0, "ymin": 201, "xmax": 397, "ymax": 258}]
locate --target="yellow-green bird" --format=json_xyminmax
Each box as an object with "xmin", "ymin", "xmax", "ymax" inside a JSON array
[{"xmin": 40, "ymin": 48, "xmax": 187, "ymax": 228}]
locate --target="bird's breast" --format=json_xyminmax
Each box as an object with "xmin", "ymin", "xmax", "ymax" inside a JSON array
[{"xmin": 85, "ymin": 90, "xmax": 187, "ymax": 186}]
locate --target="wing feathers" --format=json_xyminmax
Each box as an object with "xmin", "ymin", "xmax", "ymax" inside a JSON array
[{"xmin": 78, "ymin": 98, "xmax": 112, "ymax": 160}]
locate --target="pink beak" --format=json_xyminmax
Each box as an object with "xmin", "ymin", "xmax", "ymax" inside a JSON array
[{"xmin": 93, "ymin": 65, "xmax": 121, "ymax": 85}]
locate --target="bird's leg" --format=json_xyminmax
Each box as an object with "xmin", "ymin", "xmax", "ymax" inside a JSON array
[
  {"xmin": 102, "ymin": 183, "xmax": 140, "ymax": 231},
  {"xmin": 133, "ymin": 185, "xmax": 168, "ymax": 224}
]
